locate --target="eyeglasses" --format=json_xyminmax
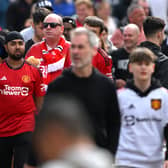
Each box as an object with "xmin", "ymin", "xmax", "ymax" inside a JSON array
[{"xmin": 43, "ymin": 22, "xmax": 62, "ymax": 28}]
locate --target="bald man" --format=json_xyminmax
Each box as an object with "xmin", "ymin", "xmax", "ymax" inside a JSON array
[
  {"xmin": 26, "ymin": 13, "xmax": 71, "ymax": 85},
  {"xmin": 111, "ymin": 24, "xmax": 140, "ymax": 88}
]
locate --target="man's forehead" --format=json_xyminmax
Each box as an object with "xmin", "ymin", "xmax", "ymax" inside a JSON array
[
  {"xmin": 131, "ymin": 8, "xmax": 144, "ymax": 16},
  {"xmin": 84, "ymin": 25, "xmax": 100, "ymax": 35},
  {"xmin": 71, "ymin": 35, "xmax": 89, "ymax": 44},
  {"xmin": 84, "ymin": 24, "xmax": 99, "ymax": 30},
  {"xmin": 44, "ymin": 15, "xmax": 60, "ymax": 23},
  {"xmin": 124, "ymin": 28, "xmax": 136, "ymax": 34},
  {"xmin": 64, "ymin": 22, "xmax": 74, "ymax": 28},
  {"xmin": 9, "ymin": 39, "xmax": 24, "ymax": 43}
]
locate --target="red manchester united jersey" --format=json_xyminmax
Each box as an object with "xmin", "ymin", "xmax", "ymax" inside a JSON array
[
  {"xmin": 0, "ymin": 61, "xmax": 45, "ymax": 137},
  {"xmin": 26, "ymin": 37, "xmax": 71, "ymax": 84}
]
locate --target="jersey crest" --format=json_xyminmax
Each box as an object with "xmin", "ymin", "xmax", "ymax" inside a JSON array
[
  {"xmin": 151, "ymin": 99, "xmax": 161, "ymax": 110},
  {"xmin": 22, "ymin": 75, "xmax": 31, "ymax": 83}
]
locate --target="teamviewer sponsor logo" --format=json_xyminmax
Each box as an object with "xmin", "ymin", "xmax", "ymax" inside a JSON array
[{"xmin": 0, "ymin": 85, "xmax": 29, "ymax": 96}]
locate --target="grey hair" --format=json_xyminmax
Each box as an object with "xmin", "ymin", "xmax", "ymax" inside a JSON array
[
  {"xmin": 127, "ymin": 4, "xmax": 143, "ymax": 17},
  {"xmin": 70, "ymin": 27, "xmax": 99, "ymax": 48}
]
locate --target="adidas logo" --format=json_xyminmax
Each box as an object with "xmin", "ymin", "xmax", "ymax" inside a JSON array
[
  {"xmin": 0, "ymin": 76, "xmax": 7, "ymax": 80},
  {"xmin": 128, "ymin": 104, "xmax": 135, "ymax": 109}
]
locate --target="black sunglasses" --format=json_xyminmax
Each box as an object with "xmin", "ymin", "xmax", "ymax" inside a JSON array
[{"xmin": 43, "ymin": 22, "xmax": 62, "ymax": 28}]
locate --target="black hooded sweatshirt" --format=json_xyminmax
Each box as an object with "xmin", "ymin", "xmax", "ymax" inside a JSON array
[{"xmin": 140, "ymin": 41, "xmax": 168, "ymax": 89}]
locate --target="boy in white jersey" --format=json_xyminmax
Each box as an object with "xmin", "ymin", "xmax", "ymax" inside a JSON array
[{"xmin": 116, "ymin": 47, "xmax": 168, "ymax": 168}]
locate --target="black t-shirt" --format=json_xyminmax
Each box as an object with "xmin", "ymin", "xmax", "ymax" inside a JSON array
[{"xmin": 111, "ymin": 48, "xmax": 132, "ymax": 80}]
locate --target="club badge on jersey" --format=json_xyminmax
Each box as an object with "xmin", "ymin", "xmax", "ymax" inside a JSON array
[
  {"xmin": 22, "ymin": 75, "xmax": 31, "ymax": 84},
  {"xmin": 151, "ymin": 99, "xmax": 161, "ymax": 110}
]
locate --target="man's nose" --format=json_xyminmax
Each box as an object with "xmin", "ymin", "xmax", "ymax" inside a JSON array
[
  {"xmin": 16, "ymin": 43, "xmax": 20, "ymax": 48},
  {"xmin": 72, "ymin": 46, "xmax": 80, "ymax": 54}
]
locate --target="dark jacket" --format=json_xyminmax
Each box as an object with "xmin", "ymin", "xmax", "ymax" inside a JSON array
[
  {"xmin": 47, "ymin": 68, "xmax": 121, "ymax": 155},
  {"xmin": 140, "ymin": 41, "xmax": 168, "ymax": 89},
  {"xmin": 161, "ymin": 37, "xmax": 168, "ymax": 56},
  {"xmin": 111, "ymin": 47, "xmax": 132, "ymax": 81}
]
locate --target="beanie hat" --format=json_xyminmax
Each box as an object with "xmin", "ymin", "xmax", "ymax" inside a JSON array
[
  {"xmin": 36, "ymin": 0, "xmax": 53, "ymax": 11},
  {"xmin": 5, "ymin": 31, "xmax": 24, "ymax": 44},
  {"xmin": 63, "ymin": 16, "xmax": 76, "ymax": 28}
]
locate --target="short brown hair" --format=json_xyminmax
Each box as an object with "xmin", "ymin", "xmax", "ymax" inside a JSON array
[
  {"xmin": 75, "ymin": 0, "xmax": 93, "ymax": 8},
  {"xmin": 129, "ymin": 47, "xmax": 156, "ymax": 63},
  {"xmin": 84, "ymin": 16, "xmax": 104, "ymax": 34}
]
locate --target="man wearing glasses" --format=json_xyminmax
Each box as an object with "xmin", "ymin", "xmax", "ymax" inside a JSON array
[{"xmin": 26, "ymin": 13, "xmax": 71, "ymax": 85}]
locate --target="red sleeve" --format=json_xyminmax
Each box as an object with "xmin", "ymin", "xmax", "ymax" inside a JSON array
[
  {"xmin": 33, "ymin": 68, "xmax": 46, "ymax": 97},
  {"xmin": 63, "ymin": 42, "xmax": 71, "ymax": 68},
  {"xmin": 25, "ymin": 43, "xmax": 42, "ymax": 59},
  {"xmin": 92, "ymin": 48, "xmax": 113, "ymax": 79}
]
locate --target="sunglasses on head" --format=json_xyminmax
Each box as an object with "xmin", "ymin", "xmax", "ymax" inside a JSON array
[{"xmin": 43, "ymin": 22, "xmax": 62, "ymax": 28}]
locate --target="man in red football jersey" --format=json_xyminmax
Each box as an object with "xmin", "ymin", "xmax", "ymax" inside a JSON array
[
  {"xmin": 26, "ymin": 13, "xmax": 71, "ymax": 85},
  {"xmin": 84, "ymin": 16, "xmax": 113, "ymax": 79},
  {"xmin": 0, "ymin": 31, "xmax": 45, "ymax": 168}
]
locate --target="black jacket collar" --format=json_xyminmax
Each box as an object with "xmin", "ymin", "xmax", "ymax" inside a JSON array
[{"xmin": 126, "ymin": 78, "xmax": 162, "ymax": 97}]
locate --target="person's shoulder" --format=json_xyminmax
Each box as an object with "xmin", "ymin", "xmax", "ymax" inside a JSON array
[
  {"xmin": 111, "ymin": 47, "xmax": 126, "ymax": 55},
  {"xmin": 155, "ymin": 86, "xmax": 168, "ymax": 95},
  {"xmin": 62, "ymin": 40, "xmax": 71, "ymax": 52},
  {"xmin": 0, "ymin": 60, "xmax": 6, "ymax": 67},
  {"xmin": 117, "ymin": 87, "xmax": 127, "ymax": 93},
  {"xmin": 47, "ymin": 70, "xmax": 70, "ymax": 90},
  {"xmin": 27, "ymin": 41, "xmax": 43, "ymax": 52},
  {"xmin": 97, "ymin": 48, "xmax": 110, "ymax": 58},
  {"xmin": 47, "ymin": 75, "xmax": 66, "ymax": 94},
  {"xmin": 95, "ymin": 48, "xmax": 112, "ymax": 65},
  {"xmin": 20, "ymin": 26, "xmax": 34, "ymax": 42},
  {"xmin": 94, "ymin": 69, "xmax": 115, "ymax": 86},
  {"xmin": 20, "ymin": 26, "xmax": 33, "ymax": 34},
  {"xmin": 65, "ymin": 40, "xmax": 71, "ymax": 46},
  {"xmin": 117, "ymin": 87, "xmax": 131, "ymax": 98}
]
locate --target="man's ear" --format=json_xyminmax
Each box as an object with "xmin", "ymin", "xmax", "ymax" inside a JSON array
[
  {"xmin": 92, "ymin": 47, "xmax": 97, "ymax": 56},
  {"xmin": 99, "ymin": 32, "xmax": 103, "ymax": 38},
  {"xmin": 4, "ymin": 44, "xmax": 7, "ymax": 51},
  {"xmin": 32, "ymin": 22, "xmax": 35, "ymax": 29},
  {"xmin": 152, "ymin": 63, "xmax": 155, "ymax": 73},
  {"xmin": 128, "ymin": 63, "xmax": 133, "ymax": 73},
  {"xmin": 128, "ymin": 16, "xmax": 133, "ymax": 23},
  {"xmin": 157, "ymin": 31, "xmax": 162, "ymax": 40},
  {"xmin": 61, "ymin": 25, "xmax": 64, "ymax": 34}
]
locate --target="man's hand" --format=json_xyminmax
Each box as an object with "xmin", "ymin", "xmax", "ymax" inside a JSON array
[
  {"xmin": 115, "ymin": 79, "xmax": 126, "ymax": 89},
  {"xmin": 163, "ymin": 160, "xmax": 168, "ymax": 168},
  {"xmin": 26, "ymin": 56, "xmax": 40, "ymax": 67}
]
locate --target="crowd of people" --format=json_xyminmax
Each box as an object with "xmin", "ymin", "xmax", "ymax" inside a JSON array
[{"xmin": 0, "ymin": 0, "xmax": 168, "ymax": 168}]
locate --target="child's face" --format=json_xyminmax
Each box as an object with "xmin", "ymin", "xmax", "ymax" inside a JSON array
[{"xmin": 129, "ymin": 61, "xmax": 154, "ymax": 82}]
